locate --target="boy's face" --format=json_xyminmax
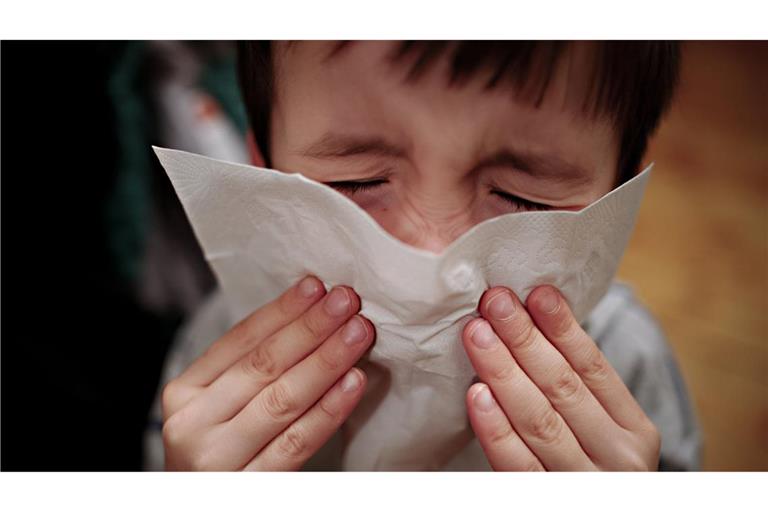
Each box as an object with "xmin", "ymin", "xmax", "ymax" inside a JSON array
[{"xmin": 270, "ymin": 41, "xmax": 619, "ymax": 253}]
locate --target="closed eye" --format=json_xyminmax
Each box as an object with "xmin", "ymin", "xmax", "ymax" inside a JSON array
[
  {"xmin": 490, "ymin": 189, "xmax": 553, "ymax": 211},
  {"xmin": 326, "ymin": 179, "xmax": 554, "ymax": 212},
  {"xmin": 326, "ymin": 179, "xmax": 389, "ymax": 193}
]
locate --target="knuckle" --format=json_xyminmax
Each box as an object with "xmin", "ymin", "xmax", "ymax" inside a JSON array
[
  {"xmin": 300, "ymin": 311, "xmax": 328, "ymax": 340},
  {"xmin": 527, "ymin": 408, "xmax": 563, "ymax": 445},
  {"xmin": 544, "ymin": 366, "xmax": 583, "ymax": 404},
  {"xmin": 275, "ymin": 427, "xmax": 309, "ymax": 459},
  {"xmin": 523, "ymin": 460, "xmax": 545, "ymax": 472},
  {"xmin": 641, "ymin": 421, "xmax": 662, "ymax": 457},
  {"xmin": 631, "ymin": 456, "xmax": 650, "ymax": 471},
  {"xmin": 506, "ymin": 319, "xmax": 537, "ymax": 351},
  {"xmin": 262, "ymin": 382, "xmax": 298, "ymax": 422},
  {"xmin": 187, "ymin": 448, "xmax": 216, "ymax": 471},
  {"xmin": 243, "ymin": 344, "xmax": 279, "ymax": 381},
  {"xmin": 318, "ymin": 393, "xmax": 342, "ymax": 419},
  {"xmin": 556, "ymin": 320, "xmax": 582, "ymax": 345},
  {"xmin": 621, "ymin": 450, "xmax": 651, "ymax": 471},
  {"xmin": 487, "ymin": 426, "xmax": 516, "ymax": 447},
  {"xmin": 161, "ymin": 380, "xmax": 181, "ymax": 415},
  {"xmin": 316, "ymin": 345, "xmax": 342, "ymax": 372},
  {"xmin": 488, "ymin": 361, "xmax": 517, "ymax": 384},
  {"xmin": 577, "ymin": 348, "xmax": 610, "ymax": 386},
  {"xmin": 161, "ymin": 414, "xmax": 187, "ymax": 448}
]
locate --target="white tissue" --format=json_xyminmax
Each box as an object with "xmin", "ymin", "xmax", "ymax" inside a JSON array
[{"xmin": 154, "ymin": 146, "xmax": 651, "ymax": 470}]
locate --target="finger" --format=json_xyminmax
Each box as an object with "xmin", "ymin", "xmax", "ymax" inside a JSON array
[
  {"xmin": 204, "ymin": 315, "xmax": 375, "ymax": 469},
  {"xmin": 466, "ymin": 383, "xmax": 544, "ymax": 471},
  {"xmin": 177, "ymin": 275, "xmax": 326, "ymax": 389},
  {"xmin": 175, "ymin": 286, "xmax": 361, "ymax": 428},
  {"xmin": 526, "ymin": 286, "xmax": 650, "ymax": 431},
  {"xmin": 245, "ymin": 368, "xmax": 367, "ymax": 471},
  {"xmin": 479, "ymin": 287, "xmax": 626, "ymax": 461},
  {"xmin": 462, "ymin": 318, "xmax": 595, "ymax": 470}
]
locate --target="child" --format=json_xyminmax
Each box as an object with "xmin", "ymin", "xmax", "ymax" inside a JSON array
[{"xmin": 145, "ymin": 41, "xmax": 700, "ymax": 471}]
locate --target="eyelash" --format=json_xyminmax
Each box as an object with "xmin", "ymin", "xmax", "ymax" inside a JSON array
[
  {"xmin": 327, "ymin": 179, "xmax": 389, "ymax": 193},
  {"xmin": 490, "ymin": 189, "xmax": 553, "ymax": 211},
  {"xmin": 327, "ymin": 180, "xmax": 553, "ymax": 211}
]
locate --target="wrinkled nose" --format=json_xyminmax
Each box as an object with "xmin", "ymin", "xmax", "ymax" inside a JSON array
[
  {"xmin": 365, "ymin": 176, "xmax": 480, "ymax": 254},
  {"xmin": 382, "ymin": 211, "xmax": 476, "ymax": 254}
]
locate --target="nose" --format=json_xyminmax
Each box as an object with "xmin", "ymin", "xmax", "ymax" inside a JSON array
[
  {"xmin": 405, "ymin": 233, "xmax": 457, "ymax": 253},
  {"xmin": 377, "ymin": 208, "xmax": 475, "ymax": 254},
  {"xmin": 364, "ymin": 172, "xmax": 480, "ymax": 254}
]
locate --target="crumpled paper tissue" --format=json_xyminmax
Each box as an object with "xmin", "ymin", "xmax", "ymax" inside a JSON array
[{"xmin": 154, "ymin": 146, "xmax": 651, "ymax": 470}]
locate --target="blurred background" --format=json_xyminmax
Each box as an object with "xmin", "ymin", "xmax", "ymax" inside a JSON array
[
  {"xmin": 1, "ymin": 41, "xmax": 766, "ymax": 471},
  {"xmin": 617, "ymin": 41, "xmax": 768, "ymax": 470}
]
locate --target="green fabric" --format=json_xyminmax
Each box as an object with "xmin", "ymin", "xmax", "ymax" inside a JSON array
[
  {"xmin": 106, "ymin": 43, "xmax": 247, "ymax": 285},
  {"xmin": 199, "ymin": 52, "xmax": 248, "ymax": 135},
  {"xmin": 106, "ymin": 41, "xmax": 152, "ymax": 284}
]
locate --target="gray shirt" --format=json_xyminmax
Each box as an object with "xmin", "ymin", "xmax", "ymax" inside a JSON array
[{"xmin": 143, "ymin": 281, "xmax": 701, "ymax": 471}]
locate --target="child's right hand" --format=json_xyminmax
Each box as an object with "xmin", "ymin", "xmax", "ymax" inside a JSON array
[{"xmin": 161, "ymin": 276, "xmax": 373, "ymax": 470}]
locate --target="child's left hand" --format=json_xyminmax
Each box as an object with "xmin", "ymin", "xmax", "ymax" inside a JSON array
[{"xmin": 461, "ymin": 285, "xmax": 661, "ymax": 471}]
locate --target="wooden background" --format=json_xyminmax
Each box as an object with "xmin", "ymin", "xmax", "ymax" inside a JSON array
[{"xmin": 616, "ymin": 41, "xmax": 767, "ymax": 470}]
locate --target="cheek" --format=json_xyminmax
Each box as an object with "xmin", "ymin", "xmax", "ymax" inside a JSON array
[
  {"xmin": 340, "ymin": 191, "xmax": 402, "ymax": 236},
  {"xmin": 346, "ymin": 189, "xmax": 394, "ymax": 212}
]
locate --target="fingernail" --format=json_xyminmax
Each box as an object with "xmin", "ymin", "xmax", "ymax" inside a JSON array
[
  {"xmin": 298, "ymin": 276, "xmax": 321, "ymax": 298},
  {"xmin": 341, "ymin": 316, "xmax": 367, "ymax": 345},
  {"xmin": 325, "ymin": 287, "xmax": 351, "ymax": 316},
  {"xmin": 470, "ymin": 320, "xmax": 497, "ymax": 349},
  {"xmin": 341, "ymin": 370, "xmax": 361, "ymax": 392},
  {"xmin": 487, "ymin": 291, "xmax": 515, "ymax": 321},
  {"xmin": 539, "ymin": 288, "xmax": 560, "ymax": 314},
  {"xmin": 473, "ymin": 385, "xmax": 496, "ymax": 412}
]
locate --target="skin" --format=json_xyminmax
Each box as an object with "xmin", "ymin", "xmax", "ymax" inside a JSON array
[
  {"xmin": 270, "ymin": 41, "xmax": 618, "ymax": 252},
  {"xmin": 162, "ymin": 41, "xmax": 660, "ymax": 470},
  {"xmin": 464, "ymin": 286, "xmax": 659, "ymax": 470},
  {"xmin": 163, "ymin": 277, "xmax": 373, "ymax": 470}
]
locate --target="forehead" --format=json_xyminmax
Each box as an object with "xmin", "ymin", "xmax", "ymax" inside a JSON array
[{"xmin": 272, "ymin": 41, "xmax": 617, "ymax": 173}]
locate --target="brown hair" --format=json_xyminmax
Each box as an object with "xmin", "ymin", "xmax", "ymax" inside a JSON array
[{"xmin": 237, "ymin": 41, "xmax": 680, "ymax": 185}]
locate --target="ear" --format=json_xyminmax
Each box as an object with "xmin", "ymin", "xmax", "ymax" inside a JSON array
[{"xmin": 246, "ymin": 129, "xmax": 267, "ymax": 167}]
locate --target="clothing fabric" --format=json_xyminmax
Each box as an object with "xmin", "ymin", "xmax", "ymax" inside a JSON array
[{"xmin": 143, "ymin": 281, "xmax": 701, "ymax": 471}]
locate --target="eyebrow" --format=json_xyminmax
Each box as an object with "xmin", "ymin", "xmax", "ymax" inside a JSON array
[
  {"xmin": 296, "ymin": 133, "xmax": 408, "ymax": 159},
  {"xmin": 472, "ymin": 149, "xmax": 593, "ymax": 185},
  {"xmin": 297, "ymin": 132, "xmax": 592, "ymax": 185}
]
